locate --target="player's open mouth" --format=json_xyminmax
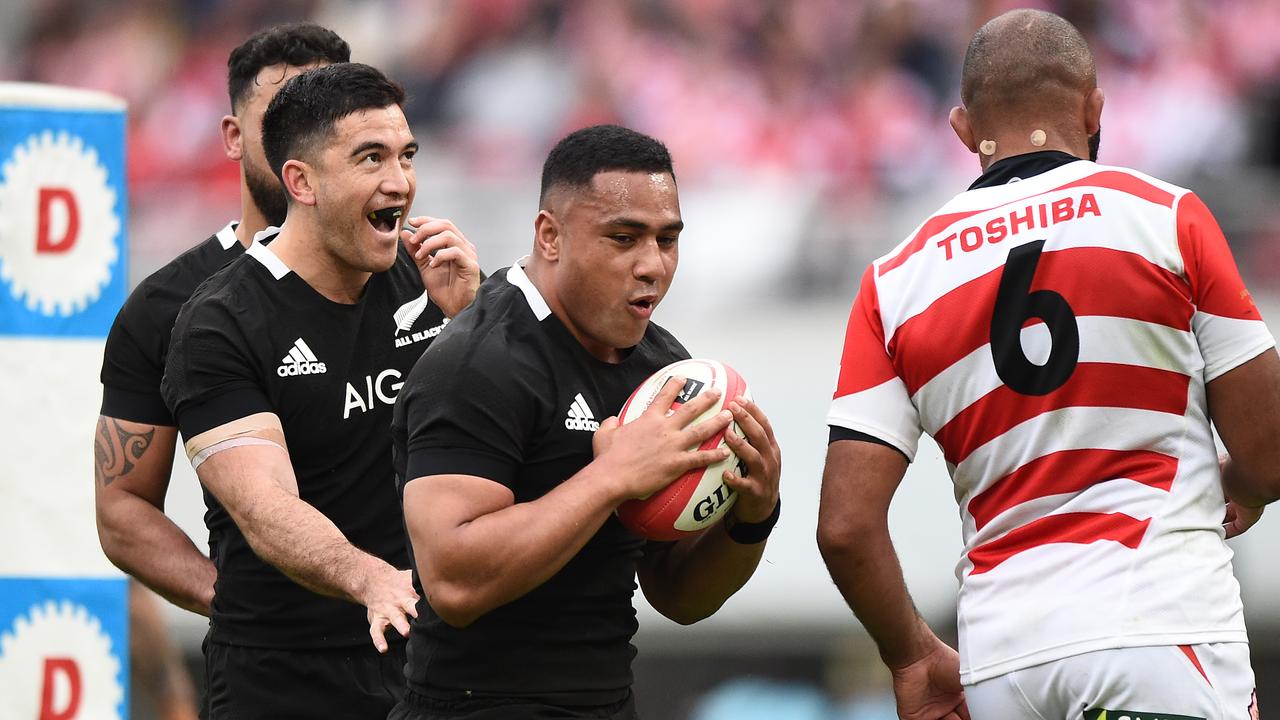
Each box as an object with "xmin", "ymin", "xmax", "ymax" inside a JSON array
[
  {"xmin": 367, "ymin": 207, "xmax": 403, "ymax": 233},
  {"xmin": 629, "ymin": 295, "xmax": 656, "ymax": 317}
]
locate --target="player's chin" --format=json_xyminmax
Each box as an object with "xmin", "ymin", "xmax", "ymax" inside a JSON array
[
  {"xmin": 360, "ymin": 228, "xmax": 401, "ymax": 271},
  {"xmin": 610, "ymin": 318, "xmax": 648, "ymax": 350}
]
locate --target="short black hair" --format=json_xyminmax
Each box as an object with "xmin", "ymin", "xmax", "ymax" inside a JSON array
[
  {"xmin": 262, "ymin": 63, "xmax": 407, "ymax": 182},
  {"xmin": 540, "ymin": 125, "xmax": 674, "ymax": 205},
  {"xmin": 961, "ymin": 9, "xmax": 1094, "ymax": 121},
  {"xmin": 227, "ymin": 23, "xmax": 350, "ymax": 111}
]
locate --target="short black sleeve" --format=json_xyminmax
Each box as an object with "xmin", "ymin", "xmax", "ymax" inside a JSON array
[
  {"xmin": 162, "ymin": 290, "xmax": 273, "ymax": 440},
  {"xmin": 401, "ymin": 334, "xmax": 544, "ymax": 489},
  {"xmin": 100, "ymin": 292, "xmax": 173, "ymax": 425},
  {"xmin": 100, "ymin": 229, "xmax": 247, "ymax": 426}
]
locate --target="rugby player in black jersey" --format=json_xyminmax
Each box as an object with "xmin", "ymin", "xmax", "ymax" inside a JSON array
[
  {"xmin": 96, "ymin": 20, "xmax": 349, "ymax": 620},
  {"xmin": 94, "ymin": 30, "xmax": 354, "ymax": 715},
  {"xmin": 160, "ymin": 63, "xmax": 480, "ymax": 718},
  {"xmin": 390, "ymin": 125, "xmax": 782, "ymax": 719}
]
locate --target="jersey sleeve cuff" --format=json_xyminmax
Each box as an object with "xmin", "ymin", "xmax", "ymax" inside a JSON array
[
  {"xmin": 175, "ymin": 388, "xmax": 274, "ymax": 440},
  {"xmin": 405, "ymin": 448, "xmax": 518, "ymax": 489},
  {"xmin": 828, "ymin": 426, "xmax": 911, "ymax": 461},
  {"xmin": 825, "ymin": 417, "xmax": 918, "ymax": 461},
  {"xmin": 100, "ymin": 386, "xmax": 175, "ymax": 426},
  {"xmin": 1203, "ymin": 336, "xmax": 1277, "ymax": 383}
]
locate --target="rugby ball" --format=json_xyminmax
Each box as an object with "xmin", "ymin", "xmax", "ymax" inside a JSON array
[{"xmin": 615, "ymin": 358, "xmax": 750, "ymax": 541}]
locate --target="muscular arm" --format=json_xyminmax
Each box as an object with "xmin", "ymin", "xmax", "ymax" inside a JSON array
[
  {"xmin": 635, "ymin": 520, "xmax": 765, "ymax": 625},
  {"xmin": 1208, "ymin": 348, "xmax": 1280, "ymax": 508},
  {"xmin": 403, "ymin": 467, "xmax": 624, "ymax": 629},
  {"xmin": 817, "ymin": 439, "xmax": 967, "ymax": 720},
  {"xmin": 404, "ymin": 379, "xmax": 731, "ymax": 628},
  {"xmin": 195, "ymin": 431, "xmax": 417, "ymax": 650},
  {"xmin": 637, "ymin": 397, "xmax": 781, "ymax": 624},
  {"xmin": 817, "ymin": 439, "xmax": 931, "ymax": 666},
  {"xmin": 94, "ymin": 415, "xmax": 215, "ymax": 616}
]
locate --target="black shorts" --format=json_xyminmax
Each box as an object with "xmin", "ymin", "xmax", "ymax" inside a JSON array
[
  {"xmin": 201, "ymin": 639, "xmax": 407, "ymax": 720},
  {"xmin": 387, "ymin": 689, "xmax": 638, "ymax": 720}
]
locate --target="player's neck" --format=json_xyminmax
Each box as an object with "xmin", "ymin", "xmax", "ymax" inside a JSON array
[
  {"xmin": 524, "ymin": 260, "xmax": 624, "ymax": 364},
  {"xmin": 269, "ymin": 222, "xmax": 372, "ymax": 304},
  {"xmin": 978, "ymin": 127, "xmax": 1087, "ymax": 171},
  {"xmin": 234, "ymin": 201, "xmax": 273, "ymax": 249}
]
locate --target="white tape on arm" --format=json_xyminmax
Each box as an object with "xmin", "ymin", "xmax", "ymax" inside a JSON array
[
  {"xmin": 190, "ymin": 437, "xmax": 286, "ymax": 470},
  {"xmin": 183, "ymin": 412, "xmax": 287, "ymax": 468}
]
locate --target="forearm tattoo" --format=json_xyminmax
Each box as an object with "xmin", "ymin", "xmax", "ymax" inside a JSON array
[{"xmin": 95, "ymin": 417, "xmax": 156, "ymax": 486}]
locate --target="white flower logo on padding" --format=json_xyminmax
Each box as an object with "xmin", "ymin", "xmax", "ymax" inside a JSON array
[{"xmin": 0, "ymin": 130, "xmax": 120, "ymax": 316}]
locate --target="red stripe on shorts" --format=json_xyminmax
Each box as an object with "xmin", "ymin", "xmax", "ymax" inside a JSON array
[{"xmin": 1179, "ymin": 645, "xmax": 1213, "ymax": 687}]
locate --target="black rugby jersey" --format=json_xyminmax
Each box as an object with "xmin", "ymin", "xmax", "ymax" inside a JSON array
[
  {"xmin": 391, "ymin": 259, "xmax": 689, "ymax": 704},
  {"xmin": 100, "ymin": 222, "xmax": 247, "ymax": 425},
  {"xmin": 163, "ymin": 240, "xmax": 450, "ymax": 648}
]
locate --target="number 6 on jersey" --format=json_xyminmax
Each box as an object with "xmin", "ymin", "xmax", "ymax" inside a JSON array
[{"xmin": 990, "ymin": 239, "xmax": 1080, "ymax": 395}]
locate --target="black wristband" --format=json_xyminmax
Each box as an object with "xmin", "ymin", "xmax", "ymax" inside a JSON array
[{"xmin": 726, "ymin": 498, "xmax": 780, "ymax": 544}]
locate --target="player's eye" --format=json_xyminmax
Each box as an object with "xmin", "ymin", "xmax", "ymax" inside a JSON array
[
  {"xmin": 610, "ymin": 234, "xmax": 635, "ymax": 244},
  {"xmin": 363, "ymin": 152, "xmax": 380, "ymax": 164},
  {"xmin": 658, "ymin": 235, "xmax": 679, "ymax": 247}
]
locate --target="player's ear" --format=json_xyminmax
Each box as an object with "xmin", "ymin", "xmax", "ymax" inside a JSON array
[
  {"xmin": 1084, "ymin": 87, "xmax": 1105, "ymax": 137},
  {"xmin": 281, "ymin": 159, "xmax": 317, "ymax": 207},
  {"xmin": 533, "ymin": 209, "xmax": 561, "ymax": 261},
  {"xmin": 949, "ymin": 106, "xmax": 978, "ymax": 154},
  {"xmin": 221, "ymin": 115, "xmax": 243, "ymax": 162}
]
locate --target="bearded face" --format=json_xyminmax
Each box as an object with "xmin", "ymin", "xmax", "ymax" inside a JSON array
[{"xmin": 245, "ymin": 154, "xmax": 288, "ymax": 227}]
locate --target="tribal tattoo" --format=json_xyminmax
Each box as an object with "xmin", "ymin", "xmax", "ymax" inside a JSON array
[{"xmin": 95, "ymin": 417, "xmax": 156, "ymax": 486}]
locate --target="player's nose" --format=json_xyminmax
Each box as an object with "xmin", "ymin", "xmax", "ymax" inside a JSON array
[
  {"xmin": 632, "ymin": 238, "xmax": 666, "ymax": 282},
  {"xmin": 381, "ymin": 161, "xmax": 412, "ymax": 198}
]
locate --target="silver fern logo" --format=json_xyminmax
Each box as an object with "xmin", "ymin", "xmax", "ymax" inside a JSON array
[
  {"xmin": 393, "ymin": 290, "xmax": 449, "ymax": 349},
  {"xmin": 393, "ymin": 291, "xmax": 432, "ymax": 335}
]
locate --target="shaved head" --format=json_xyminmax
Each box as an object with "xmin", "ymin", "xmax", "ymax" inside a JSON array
[{"xmin": 961, "ymin": 9, "xmax": 1095, "ymax": 125}]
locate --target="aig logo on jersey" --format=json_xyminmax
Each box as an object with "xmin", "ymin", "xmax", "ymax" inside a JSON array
[
  {"xmin": 277, "ymin": 337, "xmax": 327, "ymax": 377},
  {"xmin": 344, "ymin": 369, "xmax": 403, "ymax": 419}
]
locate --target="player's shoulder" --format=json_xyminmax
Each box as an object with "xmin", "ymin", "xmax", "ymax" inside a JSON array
[
  {"xmin": 170, "ymin": 245, "xmax": 275, "ymax": 342},
  {"xmin": 640, "ymin": 321, "xmax": 690, "ymax": 363},
  {"xmin": 1085, "ymin": 161, "xmax": 1192, "ymax": 199},
  {"xmin": 933, "ymin": 159, "xmax": 1188, "ymax": 220},
  {"xmin": 428, "ymin": 268, "xmax": 536, "ymax": 362},
  {"xmin": 117, "ymin": 222, "xmax": 244, "ymax": 323}
]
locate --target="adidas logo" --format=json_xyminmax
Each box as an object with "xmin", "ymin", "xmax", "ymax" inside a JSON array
[
  {"xmin": 564, "ymin": 393, "xmax": 600, "ymax": 432},
  {"xmin": 276, "ymin": 338, "xmax": 328, "ymax": 377}
]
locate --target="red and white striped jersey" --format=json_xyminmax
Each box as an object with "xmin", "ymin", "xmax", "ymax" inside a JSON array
[{"xmin": 828, "ymin": 156, "xmax": 1275, "ymax": 684}]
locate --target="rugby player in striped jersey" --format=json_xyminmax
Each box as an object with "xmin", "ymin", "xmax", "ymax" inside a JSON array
[{"xmin": 818, "ymin": 9, "xmax": 1278, "ymax": 720}]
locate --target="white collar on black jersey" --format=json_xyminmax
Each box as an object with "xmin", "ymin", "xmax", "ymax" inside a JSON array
[
  {"xmin": 216, "ymin": 222, "xmax": 279, "ymax": 250},
  {"xmin": 245, "ymin": 241, "xmax": 292, "ymax": 280},
  {"xmin": 252, "ymin": 225, "xmax": 281, "ymax": 244},
  {"xmin": 506, "ymin": 256, "xmax": 551, "ymax": 321},
  {"xmin": 215, "ymin": 221, "xmax": 239, "ymax": 250}
]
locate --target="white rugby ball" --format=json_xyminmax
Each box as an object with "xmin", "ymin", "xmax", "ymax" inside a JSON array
[{"xmin": 615, "ymin": 358, "xmax": 750, "ymax": 541}]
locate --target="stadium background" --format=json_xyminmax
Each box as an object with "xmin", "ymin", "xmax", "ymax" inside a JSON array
[{"xmin": 4, "ymin": 0, "xmax": 1279, "ymax": 717}]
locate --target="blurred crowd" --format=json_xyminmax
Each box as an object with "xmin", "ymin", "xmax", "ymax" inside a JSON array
[{"xmin": 4, "ymin": 0, "xmax": 1280, "ymax": 290}]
